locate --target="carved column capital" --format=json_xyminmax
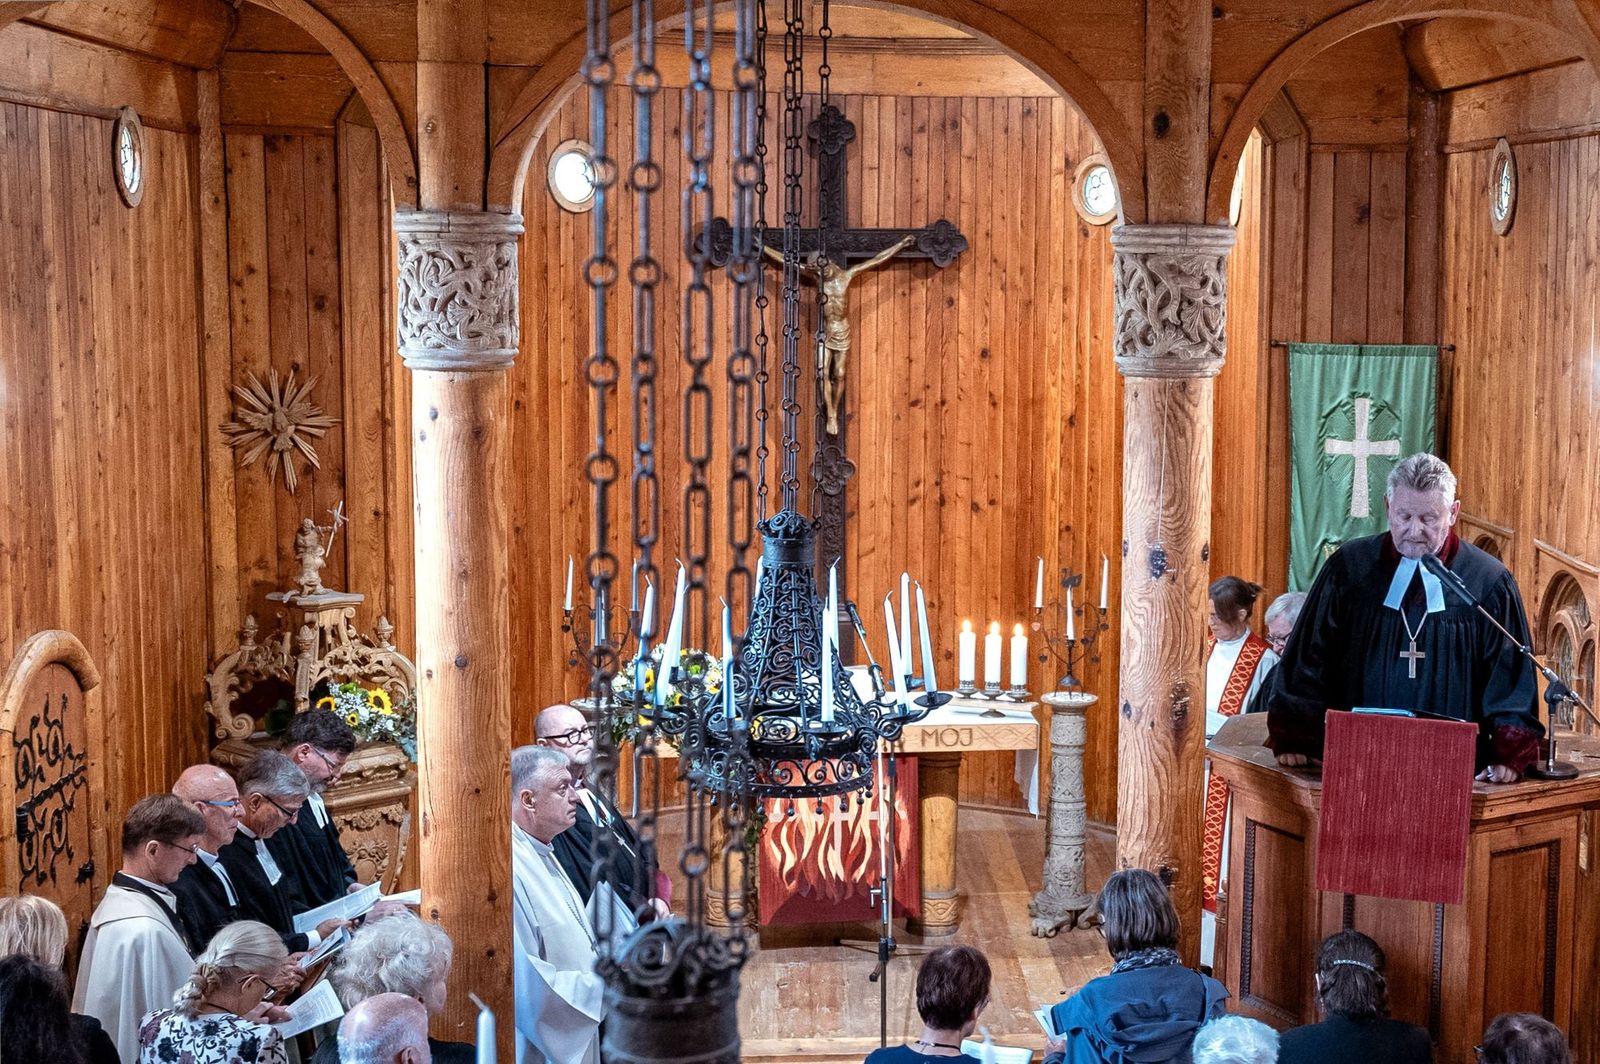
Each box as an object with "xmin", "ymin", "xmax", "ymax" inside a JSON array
[
  {"xmin": 1110, "ymin": 224, "xmax": 1236, "ymax": 379},
  {"xmin": 395, "ymin": 209, "xmax": 525, "ymax": 372}
]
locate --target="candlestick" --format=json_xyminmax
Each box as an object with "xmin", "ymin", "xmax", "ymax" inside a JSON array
[
  {"xmin": 1034, "ymin": 556, "xmax": 1045, "ymax": 609},
  {"xmin": 915, "ymin": 582, "xmax": 938, "ymax": 694},
  {"xmin": 983, "ymin": 621, "xmax": 1002, "ymax": 688},
  {"xmin": 1100, "ymin": 554, "xmax": 1109, "ymax": 611},
  {"xmin": 899, "ymin": 572, "xmax": 912, "ymax": 681},
  {"xmin": 957, "ymin": 619, "xmax": 976, "ymax": 693},
  {"xmin": 656, "ymin": 563, "xmax": 687, "ymax": 708},
  {"xmin": 1010, "ymin": 623, "xmax": 1028, "ymax": 690},
  {"xmin": 563, "ymin": 555, "xmax": 574, "ymax": 612},
  {"xmin": 1066, "ymin": 586, "xmax": 1076, "ymax": 641}
]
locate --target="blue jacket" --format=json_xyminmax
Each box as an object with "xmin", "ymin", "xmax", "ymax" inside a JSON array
[{"xmin": 1048, "ymin": 965, "xmax": 1230, "ymax": 1063}]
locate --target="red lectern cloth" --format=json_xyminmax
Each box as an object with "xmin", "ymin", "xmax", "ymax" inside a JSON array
[{"xmin": 1316, "ymin": 710, "xmax": 1477, "ymax": 905}]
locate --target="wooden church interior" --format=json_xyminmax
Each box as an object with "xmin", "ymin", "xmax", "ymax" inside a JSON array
[{"xmin": 2, "ymin": 0, "xmax": 1600, "ymax": 1060}]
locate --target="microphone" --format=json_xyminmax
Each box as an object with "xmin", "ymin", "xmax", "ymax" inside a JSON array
[{"xmin": 1419, "ymin": 552, "xmax": 1478, "ymax": 607}]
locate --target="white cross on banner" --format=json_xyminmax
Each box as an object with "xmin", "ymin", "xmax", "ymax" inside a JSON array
[{"xmin": 1324, "ymin": 395, "xmax": 1401, "ymax": 518}]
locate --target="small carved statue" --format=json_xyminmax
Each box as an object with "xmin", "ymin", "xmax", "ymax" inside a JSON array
[
  {"xmin": 293, "ymin": 518, "xmax": 328, "ymax": 596},
  {"xmin": 763, "ymin": 234, "xmax": 916, "ymax": 436}
]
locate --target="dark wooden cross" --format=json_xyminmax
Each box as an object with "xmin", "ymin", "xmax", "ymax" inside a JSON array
[{"xmin": 706, "ymin": 104, "xmax": 969, "ymax": 619}]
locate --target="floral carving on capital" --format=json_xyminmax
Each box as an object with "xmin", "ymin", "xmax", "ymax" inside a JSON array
[
  {"xmin": 394, "ymin": 210, "xmax": 525, "ymax": 372},
  {"xmin": 1111, "ymin": 224, "xmax": 1236, "ymax": 379}
]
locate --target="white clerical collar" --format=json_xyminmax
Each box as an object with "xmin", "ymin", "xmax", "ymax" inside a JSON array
[
  {"xmin": 197, "ymin": 847, "xmax": 221, "ymax": 865},
  {"xmin": 306, "ymin": 792, "xmax": 328, "ymax": 827},
  {"xmin": 237, "ymin": 824, "xmax": 260, "ymax": 840},
  {"xmin": 1384, "ymin": 556, "xmax": 1447, "ymax": 615},
  {"xmin": 119, "ymin": 872, "xmax": 174, "ymax": 899}
]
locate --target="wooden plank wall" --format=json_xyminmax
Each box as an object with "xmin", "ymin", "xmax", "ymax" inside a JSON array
[
  {"xmin": 512, "ymin": 88, "xmax": 1129, "ymax": 823},
  {"xmin": 0, "ymin": 100, "xmax": 210, "ymax": 863}
]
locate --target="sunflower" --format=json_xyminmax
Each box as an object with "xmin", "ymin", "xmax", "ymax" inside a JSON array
[
  {"xmin": 315, "ymin": 696, "xmax": 336, "ymax": 712},
  {"xmin": 345, "ymin": 711, "xmax": 361, "ymax": 727},
  {"xmin": 368, "ymin": 688, "xmax": 394, "ymax": 716}
]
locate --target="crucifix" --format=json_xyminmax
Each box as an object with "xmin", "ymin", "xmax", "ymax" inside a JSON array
[
  {"xmin": 706, "ymin": 103, "xmax": 970, "ymax": 608},
  {"xmin": 1400, "ymin": 640, "xmax": 1426, "ymax": 679}
]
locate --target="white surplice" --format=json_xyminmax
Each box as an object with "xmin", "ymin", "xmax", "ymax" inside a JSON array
[
  {"xmin": 1204, "ymin": 632, "xmax": 1278, "ymax": 736},
  {"xmin": 73, "ymin": 884, "xmax": 195, "ymax": 1064},
  {"xmin": 513, "ymin": 822, "xmax": 637, "ymax": 1064}
]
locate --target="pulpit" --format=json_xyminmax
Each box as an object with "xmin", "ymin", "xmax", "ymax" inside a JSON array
[{"xmin": 1208, "ymin": 713, "xmax": 1600, "ymax": 1063}]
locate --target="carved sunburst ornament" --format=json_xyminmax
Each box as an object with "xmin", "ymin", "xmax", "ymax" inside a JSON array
[{"xmin": 221, "ymin": 368, "xmax": 339, "ymax": 494}]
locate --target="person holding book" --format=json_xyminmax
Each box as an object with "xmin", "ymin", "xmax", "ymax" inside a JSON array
[
  {"xmin": 137, "ymin": 920, "xmax": 291, "ymax": 1064},
  {"xmin": 863, "ymin": 945, "xmax": 991, "ymax": 1063},
  {"xmin": 1045, "ymin": 869, "xmax": 1228, "ymax": 1064}
]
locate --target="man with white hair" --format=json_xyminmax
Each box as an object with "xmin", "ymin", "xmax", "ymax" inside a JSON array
[
  {"xmin": 1262, "ymin": 591, "xmax": 1308, "ymax": 658},
  {"xmin": 1191, "ymin": 1014, "xmax": 1280, "ymax": 1064},
  {"xmin": 338, "ymin": 992, "xmax": 432, "ymax": 1064},
  {"xmin": 1267, "ymin": 453, "xmax": 1541, "ymax": 781}
]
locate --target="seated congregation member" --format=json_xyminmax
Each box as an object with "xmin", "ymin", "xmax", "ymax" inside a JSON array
[
  {"xmin": 139, "ymin": 920, "xmax": 289, "ymax": 1064},
  {"xmin": 1478, "ymin": 1013, "xmax": 1571, "ymax": 1064},
  {"xmin": 219, "ymin": 751, "xmax": 349, "ymax": 953},
  {"xmin": 337, "ymin": 992, "xmax": 433, "ymax": 1064},
  {"xmin": 171, "ymin": 764, "xmax": 247, "ymax": 953},
  {"xmin": 0, "ymin": 894, "xmax": 121, "ymax": 1064},
  {"xmin": 1046, "ymin": 868, "xmax": 1227, "ymax": 1064},
  {"xmin": 272, "ymin": 708, "xmax": 361, "ymax": 910},
  {"xmin": 863, "ymin": 945, "xmax": 990, "ymax": 1063},
  {"xmin": 0, "ymin": 953, "xmax": 92, "ymax": 1064},
  {"xmin": 1262, "ymin": 591, "xmax": 1308, "ymax": 658},
  {"xmin": 536, "ymin": 703, "xmax": 665, "ymax": 919},
  {"xmin": 1278, "ymin": 930, "xmax": 1430, "ymax": 1064},
  {"xmin": 513, "ymin": 744, "xmax": 635, "ymax": 1064},
  {"xmin": 310, "ymin": 911, "xmax": 473, "ymax": 1063},
  {"xmin": 1191, "ymin": 1015, "xmax": 1278, "ymax": 1064},
  {"xmin": 75, "ymin": 794, "xmax": 207, "ymax": 1064}
]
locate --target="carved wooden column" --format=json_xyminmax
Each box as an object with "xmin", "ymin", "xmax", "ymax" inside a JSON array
[
  {"xmin": 1112, "ymin": 223, "xmax": 1235, "ymax": 964},
  {"xmin": 911, "ymin": 751, "xmax": 963, "ymax": 936},
  {"xmin": 396, "ymin": 208, "xmax": 520, "ymax": 1040},
  {"xmin": 1030, "ymin": 691, "xmax": 1097, "ymax": 937}
]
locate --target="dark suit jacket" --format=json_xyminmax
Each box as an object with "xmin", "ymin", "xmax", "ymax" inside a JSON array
[
  {"xmin": 552, "ymin": 787, "xmax": 653, "ymax": 912},
  {"xmin": 267, "ymin": 797, "xmax": 358, "ymax": 911},
  {"xmin": 170, "ymin": 859, "xmax": 243, "ymax": 955},
  {"xmin": 1278, "ymin": 1015, "xmax": 1433, "ymax": 1064},
  {"xmin": 310, "ymin": 1033, "xmax": 475, "ymax": 1064},
  {"xmin": 217, "ymin": 832, "xmax": 313, "ymax": 952},
  {"xmin": 71, "ymin": 1012, "xmax": 121, "ymax": 1064}
]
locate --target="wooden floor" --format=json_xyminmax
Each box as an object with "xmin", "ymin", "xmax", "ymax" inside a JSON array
[{"xmin": 658, "ymin": 808, "xmax": 1117, "ymax": 1062}]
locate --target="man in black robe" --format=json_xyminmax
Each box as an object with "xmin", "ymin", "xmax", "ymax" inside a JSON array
[
  {"xmin": 1267, "ymin": 453, "xmax": 1542, "ymax": 781},
  {"xmin": 170, "ymin": 763, "xmax": 245, "ymax": 952},
  {"xmin": 269, "ymin": 707, "xmax": 360, "ymax": 910}
]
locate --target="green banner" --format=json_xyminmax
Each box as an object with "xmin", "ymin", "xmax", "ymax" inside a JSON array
[{"xmin": 1288, "ymin": 343, "xmax": 1438, "ymax": 590}]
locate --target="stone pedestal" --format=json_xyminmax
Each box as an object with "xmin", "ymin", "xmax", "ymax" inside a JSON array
[{"xmin": 1030, "ymin": 690, "xmax": 1097, "ymax": 936}]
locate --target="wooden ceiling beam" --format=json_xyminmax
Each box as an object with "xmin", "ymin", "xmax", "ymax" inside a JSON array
[
  {"xmin": 25, "ymin": 0, "xmax": 235, "ymax": 69},
  {"xmin": 1403, "ymin": 16, "xmax": 1580, "ymax": 92}
]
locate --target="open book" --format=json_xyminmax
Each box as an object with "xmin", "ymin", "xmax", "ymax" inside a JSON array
[
  {"xmin": 292, "ymin": 882, "xmax": 381, "ymax": 934},
  {"xmin": 1032, "ymin": 1005, "xmax": 1059, "ymax": 1040},
  {"xmin": 959, "ymin": 1037, "xmax": 1033, "ymax": 1064},
  {"xmin": 297, "ymin": 925, "xmax": 350, "ymax": 970},
  {"xmin": 271, "ymin": 979, "xmax": 345, "ymax": 1039}
]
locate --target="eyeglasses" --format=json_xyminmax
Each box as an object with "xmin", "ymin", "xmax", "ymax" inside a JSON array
[
  {"xmin": 158, "ymin": 840, "xmax": 201, "ymax": 857},
  {"xmin": 263, "ymin": 794, "xmax": 303, "ymax": 822},
  {"xmin": 309, "ymin": 747, "xmax": 347, "ymax": 775},
  {"xmin": 197, "ymin": 798, "xmax": 240, "ymax": 810},
  {"xmin": 546, "ymin": 725, "xmax": 595, "ymax": 746}
]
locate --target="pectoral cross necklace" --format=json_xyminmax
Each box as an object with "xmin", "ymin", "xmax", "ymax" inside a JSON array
[{"xmin": 1399, "ymin": 605, "xmax": 1427, "ymax": 680}]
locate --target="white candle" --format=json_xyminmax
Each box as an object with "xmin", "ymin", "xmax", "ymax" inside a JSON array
[
  {"xmin": 884, "ymin": 596, "xmax": 910, "ymax": 709},
  {"xmin": 820, "ymin": 600, "xmax": 835, "ymax": 724},
  {"xmin": 1100, "ymin": 554, "xmax": 1109, "ymax": 610},
  {"xmin": 899, "ymin": 572, "xmax": 912, "ymax": 679},
  {"xmin": 722, "ymin": 600, "xmax": 735, "ymax": 721},
  {"xmin": 656, "ymin": 563, "xmax": 687, "ymax": 707},
  {"xmin": 1010, "ymin": 623, "xmax": 1028, "ymax": 688},
  {"xmin": 957, "ymin": 620, "xmax": 976, "ymax": 686},
  {"xmin": 1066, "ymin": 586, "xmax": 1076, "ymax": 641},
  {"xmin": 631, "ymin": 558, "xmax": 639, "ymax": 610},
  {"xmin": 983, "ymin": 621, "xmax": 1002, "ymax": 686},
  {"xmin": 915, "ymin": 582, "xmax": 938, "ymax": 694},
  {"xmin": 1034, "ymin": 556, "xmax": 1045, "ymax": 609},
  {"xmin": 470, "ymin": 993, "xmax": 494, "ymax": 1064},
  {"xmin": 563, "ymin": 556, "xmax": 574, "ymax": 612},
  {"xmin": 639, "ymin": 580, "xmax": 656, "ymax": 640},
  {"xmin": 828, "ymin": 562, "xmax": 841, "ymax": 657}
]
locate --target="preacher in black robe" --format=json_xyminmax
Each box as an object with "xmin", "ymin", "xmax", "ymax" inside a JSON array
[
  {"xmin": 270, "ymin": 707, "xmax": 361, "ymax": 911},
  {"xmin": 1266, "ymin": 530, "xmax": 1542, "ymax": 775}
]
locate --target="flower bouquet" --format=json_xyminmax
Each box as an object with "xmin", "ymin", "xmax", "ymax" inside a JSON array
[
  {"xmin": 314, "ymin": 681, "xmax": 418, "ymax": 761},
  {"xmin": 606, "ymin": 645, "xmax": 723, "ymax": 745}
]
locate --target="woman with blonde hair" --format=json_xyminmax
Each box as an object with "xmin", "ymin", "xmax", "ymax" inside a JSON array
[
  {"xmin": 137, "ymin": 920, "xmax": 290, "ymax": 1064},
  {"xmin": 0, "ymin": 894, "xmax": 120, "ymax": 1063}
]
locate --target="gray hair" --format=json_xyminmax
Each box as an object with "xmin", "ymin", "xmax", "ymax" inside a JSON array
[
  {"xmin": 331, "ymin": 911, "xmax": 452, "ymax": 1009},
  {"xmin": 338, "ymin": 992, "xmax": 430, "ymax": 1064},
  {"xmin": 1191, "ymin": 1014, "xmax": 1280, "ymax": 1064},
  {"xmin": 1385, "ymin": 453, "xmax": 1457, "ymax": 503},
  {"xmin": 173, "ymin": 920, "xmax": 287, "ymax": 1018},
  {"xmin": 512, "ymin": 744, "xmax": 569, "ymax": 798},
  {"xmin": 1264, "ymin": 592, "xmax": 1307, "ymax": 630},
  {"xmin": 237, "ymin": 749, "xmax": 311, "ymax": 803}
]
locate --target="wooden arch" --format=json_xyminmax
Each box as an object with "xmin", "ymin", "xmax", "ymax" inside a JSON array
[
  {"xmin": 0, "ymin": 0, "xmax": 419, "ymax": 208},
  {"xmin": 485, "ymin": 0, "xmax": 1144, "ymax": 221},
  {"xmin": 1538, "ymin": 569, "xmax": 1598, "ymax": 731},
  {"xmin": 1205, "ymin": 0, "xmax": 1600, "ymax": 224}
]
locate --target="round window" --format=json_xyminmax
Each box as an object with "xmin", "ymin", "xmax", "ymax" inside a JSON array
[
  {"xmin": 1489, "ymin": 137, "xmax": 1516, "ymax": 236},
  {"xmin": 1073, "ymin": 155, "xmax": 1119, "ymax": 225},
  {"xmin": 113, "ymin": 107, "xmax": 144, "ymax": 208},
  {"xmin": 548, "ymin": 139, "xmax": 597, "ymax": 213}
]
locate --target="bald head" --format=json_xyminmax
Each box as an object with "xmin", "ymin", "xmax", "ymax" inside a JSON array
[
  {"xmin": 337, "ymin": 992, "xmax": 430, "ymax": 1064},
  {"xmin": 534, "ymin": 703, "xmax": 593, "ymax": 770},
  {"xmin": 172, "ymin": 763, "xmax": 241, "ymax": 852}
]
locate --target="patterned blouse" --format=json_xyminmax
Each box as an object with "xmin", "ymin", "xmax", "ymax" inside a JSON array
[{"xmin": 138, "ymin": 1007, "xmax": 289, "ymax": 1064}]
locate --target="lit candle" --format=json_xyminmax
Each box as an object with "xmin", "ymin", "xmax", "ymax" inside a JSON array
[
  {"xmin": 1100, "ymin": 554, "xmax": 1109, "ymax": 611},
  {"xmin": 563, "ymin": 556, "xmax": 574, "ymax": 612},
  {"xmin": 899, "ymin": 572, "xmax": 912, "ymax": 679},
  {"xmin": 983, "ymin": 622, "xmax": 1002, "ymax": 686},
  {"xmin": 656, "ymin": 563, "xmax": 687, "ymax": 708},
  {"xmin": 884, "ymin": 596, "xmax": 910, "ymax": 710},
  {"xmin": 1034, "ymin": 557, "xmax": 1045, "ymax": 609},
  {"xmin": 469, "ymin": 993, "xmax": 494, "ymax": 1064},
  {"xmin": 915, "ymin": 582, "xmax": 938, "ymax": 694},
  {"xmin": 957, "ymin": 620, "xmax": 976, "ymax": 687},
  {"xmin": 1010, "ymin": 623, "xmax": 1028, "ymax": 688},
  {"xmin": 1066, "ymin": 586, "xmax": 1076, "ymax": 641}
]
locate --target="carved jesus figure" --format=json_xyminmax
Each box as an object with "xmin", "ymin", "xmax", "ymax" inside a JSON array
[{"xmin": 763, "ymin": 234, "xmax": 915, "ymax": 435}]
